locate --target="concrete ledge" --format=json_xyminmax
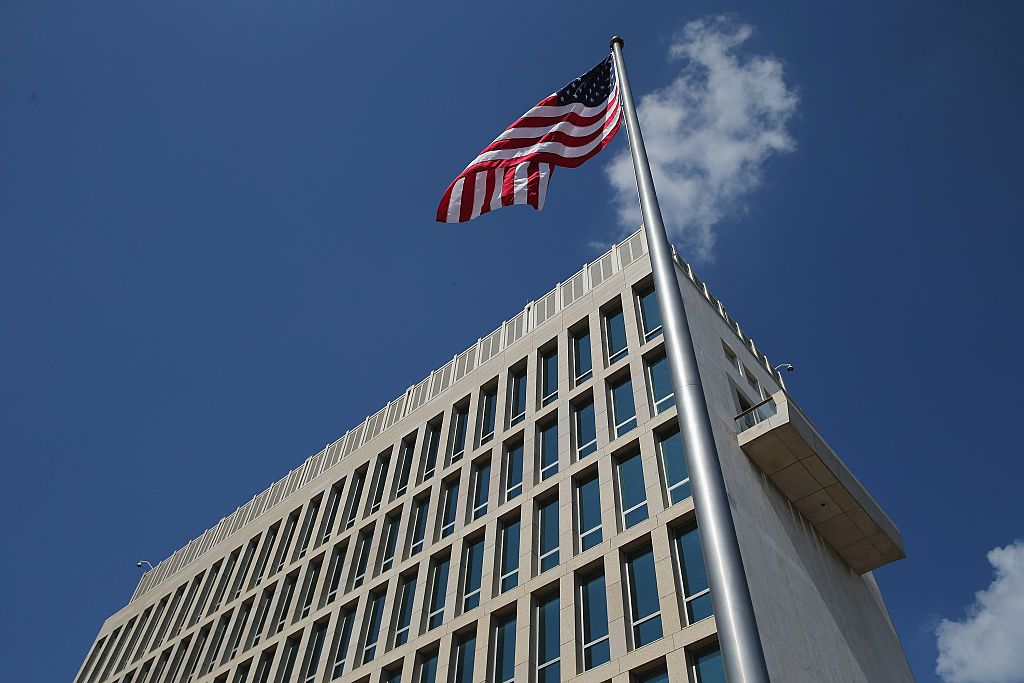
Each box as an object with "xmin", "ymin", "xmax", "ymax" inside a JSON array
[{"xmin": 736, "ymin": 391, "xmax": 905, "ymax": 574}]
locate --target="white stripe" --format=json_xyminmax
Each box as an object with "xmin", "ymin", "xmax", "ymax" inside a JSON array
[
  {"xmin": 513, "ymin": 163, "xmax": 529, "ymax": 205},
  {"xmin": 470, "ymin": 170, "xmax": 487, "ymax": 219},
  {"xmin": 495, "ymin": 112, "xmax": 611, "ymax": 141},
  {"xmin": 518, "ymin": 96, "xmax": 614, "ymax": 121},
  {"xmin": 536, "ymin": 164, "xmax": 551, "ymax": 210},
  {"xmin": 446, "ymin": 177, "xmax": 465, "ymax": 222},
  {"xmin": 490, "ymin": 168, "xmax": 504, "ymax": 211}
]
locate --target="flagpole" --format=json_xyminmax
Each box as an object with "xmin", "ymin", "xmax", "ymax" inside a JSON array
[{"xmin": 609, "ymin": 37, "xmax": 771, "ymax": 683}]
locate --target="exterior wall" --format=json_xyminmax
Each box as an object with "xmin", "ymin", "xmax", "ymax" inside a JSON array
[
  {"xmin": 675, "ymin": 263, "xmax": 914, "ymax": 682},
  {"xmin": 74, "ymin": 235, "xmax": 911, "ymax": 683}
]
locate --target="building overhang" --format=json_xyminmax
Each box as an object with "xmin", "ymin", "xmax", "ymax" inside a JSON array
[{"xmin": 735, "ymin": 391, "xmax": 905, "ymax": 574}]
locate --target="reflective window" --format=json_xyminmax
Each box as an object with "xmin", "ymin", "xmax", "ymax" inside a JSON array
[
  {"xmin": 538, "ymin": 421, "xmax": 558, "ymax": 480},
  {"xmin": 417, "ymin": 650, "xmax": 438, "ymax": 683},
  {"xmin": 618, "ymin": 451, "xmax": 649, "ymax": 529},
  {"xmin": 573, "ymin": 328, "xmax": 593, "ymax": 385},
  {"xmin": 625, "ymin": 546, "xmax": 662, "ymax": 647},
  {"xmin": 301, "ymin": 622, "xmax": 327, "ymax": 683},
  {"xmin": 294, "ymin": 499, "xmax": 320, "ymax": 561},
  {"xmin": 659, "ymin": 427, "xmax": 691, "ymax": 505},
  {"xmin": 577, "ymin": 473, "xmax": 602, "ymax": 552},
  {"xmin": 393, "ymin": 574, "xmax": 417, "ymax": 647},
  {"xmin": 452, "ymin": 631, "xmax": 476, "ymax": 683},
  {"xmin": 409, "ymin": 499, "xmax": 429, "ymax": 556},
  {"xmin": 439, "ymin": 479, "xmax": 460, "ymax": 538},
  {"xmin": 579, "ymin": 572, "xmax": 610, "ymax": 670},
  {"xmin": 494, "ymin": 614, "xmax": 516, "ymax": 683},
  {"xmin": 541, "ymin": 349, "xmax": 558, "ymax": 406},
  {"xmin": 427, "ymin": 556, "xmax": 450, "ymax": 630},
  {"xmin": 380, "ymin": 516, "xmax": 400, "ymax": 573},
  {"xmin": 361, "ymin": 591, "xmax": 385, "ymax": 663},
  {"xmin": 538, "ymin": 498, "xmax": 560, "ymax": 573},
  {"xmin": 537, "ymin": 594, "xmax": 561, "ymax": 683},
  {"xmin": 392, "ymin": 438, "xmax": 415, "ymax": 500},
  {"xmin": 648, "ymin": 354, "xmax": 674, "ymax": 415},
  {"xmin": 610, "ymin": 374, "xmax": 637, "ymax": 437},
  {"xmin": 324, "ymin": 543, "xmax": 346, "ymax": 605},
  {"xmin": 499, "ymin": 519, "xmax": 520, "ymax": 593},
  {"xmin": 343, "ymin": 472, "xmax": 365, "ymax": 531},
  {"xmin": 450, "ymin": 405, "xmax": 469, "ymax": 464},
  {"xmin": 638, "ymin": 287, "xmax": 663, "ymax": 342},
  {"xmin": 509, "ymin": 368, "xmax": 527, "ymax": 426},
  {"xmin": 693, "ymin": 644, "xmax": 725, "ymax": 683},
  {"xmin": 462, "ymin": 537, "xmax": 485, "ymax": 612},
  {"xmin": 329, "ymin": 608, "xmax": 354, "ymax": 679},
  {"xmin": 471, "ymin": 460, "xmax": 490, "ymax": 520},
  {"xmin": 350, "ymin": 531, "xmax": 372, "ymax": 589},
  {"xmin": 480, "ymin": 388, "xmax": 498, "ymax": 444},
  {"xmin": 368, "ymin": 454, "xmax": 390, "ymax": 514},
  {"xmin": 272, "ymin": 573, "xmax": 296, "ymax": 633},
  {"xmin": 605, "ymin": 308, "xmax": 628, "ymax": 364},
  {"xmin": 319, "ymin": 484, "xmax": 343, "ymax": 545},
  {"xmin": 504, "ymin": 443, "xmax": 523, "ymax": 501},
  {"xmin": 421, "ymin": 424, "xmax": 441, "ymax": 481},
  {"xmin": 575, "ymin": 397, "xmax": 597, "ymax": 459},
  {"xmin": 677, "ymin": 525, "xmax": 713, "ymax": 623},
  {"xmin": 298, "ymin": 560, "xmax": 320, "ymax": 619},
  {"xmin": 636, "ymin": 664, "xmax": 669, "ymax": 683}
]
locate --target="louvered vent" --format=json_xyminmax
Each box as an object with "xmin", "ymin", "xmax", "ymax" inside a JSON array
[
  {"xmin": 561, "ymin": 269, "xmax": 586, "ymax": 308},
  {"xmin": 589, "ymin": 250, "xmax": 616, "ymax": 287}
]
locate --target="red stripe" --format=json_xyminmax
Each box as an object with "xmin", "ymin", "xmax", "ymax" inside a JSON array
[
  {"xmin": 459, "ymin": 120, "xmax": 622, "ymax": 176},
  {"xmin": 479, "ymin": 169, "xmax": 497, "ymax": 216},
  {"xmin": 526, "ymin": 161, "xmax": 541, "ymax": 209},
  {"xmin": 501, "ymin": 165, "xmax": 517, "ymax": 206},
  {"xmin": 436, "ymin": 179, "xmax": 457, "ymax": 222},
  {"xmin": 507, "ymin": 108, "xmax": 612, "ymax": 130},
  {"xmin": 482, "ymin": 124, "xmax": 609, "ymax": 154},
  {"xmin": 458, "ymin": 172, "xmax": 476, "ymax": 222}
]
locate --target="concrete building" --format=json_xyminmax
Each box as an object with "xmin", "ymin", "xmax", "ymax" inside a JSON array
[{"xmin": 74, "ymin": 229, "xmax": 913, "ymax": 683}]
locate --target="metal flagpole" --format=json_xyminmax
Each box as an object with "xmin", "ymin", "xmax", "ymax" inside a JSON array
[{"xmin": 609, "ymin": 36, "xmax": 771, "ymax": 683}]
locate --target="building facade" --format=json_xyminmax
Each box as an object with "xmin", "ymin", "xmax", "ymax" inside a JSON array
[{"xmin": 74, "ymin": 229, "xmax": 913, "ymax": 683}]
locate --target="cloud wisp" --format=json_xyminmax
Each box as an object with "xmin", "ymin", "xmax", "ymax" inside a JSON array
[
  {"xmin": 935, "ymin": 539, "xmax": 1024, "ymax": 683},
  {"xmin": 606, "ymin": 16, "xmax": 798, "ymax": 260}
]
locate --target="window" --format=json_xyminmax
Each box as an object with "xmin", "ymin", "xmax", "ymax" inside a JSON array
[
  {"xmin": 574, "ymin": 397, "xmax": 597, "ymax": 459},
  {"xmin": 421, "ymin": 423, "xmax": 442, "ymax": 481},
  {"xmin": 479, "ymin": 387, "xmax": 497, "ymax": 444},
  {"xmin": 493, "ymin": 614, "xmax": 517, "ymax": 683},
  {"xmin": 297, "ymin": 560, "xmax": 321, "ymax": 619},
  {"xmin": 439, "ymin": 479, "xmax": 460, "ymax": 538},
  {"xmin": 351, "ymin": 530, "xmax": 372, "ymax": 589},
  {"xmin": 249, "ymin": 586, "xmax": 275, "ymax": 647},
  {"xmin": 323, "ymin": 543, "xmax": 347, "ymax": 605},
  {"xmin": 383, "ymin": 668, "xmax": 402, "ymax": 683},
  {"xmin": 293, "ymin": 499, "xmax": 320, "ymax": 561},
  {"xmin": 368, "ymin": 453, "xmax": 390, "ymax": 514},
  {"xmin": 637, "ymin": 287, "xmax": 663, "ymax": 342},
  {"xmin": 605, "ymin": 307, "xmax": 628, "ymax": 364},
  {"xmin": 658, "ymin": 427, "xmax": 691, "ymax": 505},
  {"xmin": 577, "ymin": 473, "xmax": 603, "ymax": 552},
  {"xmin": 417, "ymin": 650, "xmax": 439, "ymax": 683},
  {"xmin": 319, "ymin": 481, "xmax": 344, "ymax": 545},
  {"xmin": 541, "ymin": 348, "xmax": 558, "ymax": 406},
  {"xmin": 301, "ymin": 622, "xmax": 328, "ymax": 683},
  {"xmin": 471, "ymin": 459, "xmax": 490, "ymax": 520},
  {"xmin": 676, "ymin": 525, "xmax": 713, "ymax": 623},
  {"xmin": 253, "ymin": 648, "xmax": 275, "ymax": 683},
  {"xmin": 380, "ymin": 515, "xmax": 400, "ymax": 573},
  {"xmin": 450, "ymin": 405, "xmax": 469, "ymax": 464},
  {"xmin": 693, "ymin": 644, "xmax": 725, "ymax": 683},
  {"xmin": 273, "ymin": 573, "xmax": 297, "ymax": 633},
  {"xmin": 537, "ymin": 594, "xmax": 561, "ymax": 683},
  {"xmin": 572, "ymin": 327, "xmax": 593, "ymax": 385},
  {"xmin": 426, "ymin": 556, "xmax": 450, "ymax": 630},
  {"xmin": 203, "ymin": 614, "xmax": 229, "ymax": 674},
  {"xmin": 647, "ymin": 354, "xmax": 674, "ymax": 415},
  {"xmin": 537, "ymin": 421, "xmax": 558, "ymax": 480},
  {"xmin": 231, "ymin": 539, "xmax": 258, "ymax": 599},
  {"xmin": 579, "ymin": 571, "xmax": 610, "ymax": 670},
  {"xmin": 362, "ymin": 591, "xmax": 386, "ymax": 663},
  {"xmin": 636, "ymin": 665, "xmax": 669, "ymax": 683},
  {"xmin": 272, "ymin": 512, "xmax": 299, "ymax": 574},
  {"xmin": 538, "ymin": 498, "xmax": 560, "ymax": 573},
  {"xmin": 276, "ymin": 636, "xmax": 300, "ymax": 683},
  {"xmin": 408, "ymin": 499, "xmax": 429, "ymax": 556},
  {"xmin": 343, "ymin": 471, "xmax": 365, "ymax": 530},
  {"xmin": 610, "ymin": 374, "xmax": 638, "ymax": 437},
  {"xmin": 393, "ymin": 574, "xmax": 417, "ymax": 647},
  {"xmin": 462, "ymin": 537, "xmax": 485, "ymax": 611},
  {"xmin": 509, "ymin": 367, "xmax": 527, "ymax": 426},
  {"xmin": 392, "ymin": 437, "xmax": 415, "ymax": 500},
  {"xmin": 744, "ymin": 366, "xmax": 761, "ymax": 397},
  {"xmin": 625, "ymin": 546, "xmax": 663, "ymax": 647},
  {"xmin": 452, "ymin": 631, "xmax": 476, "ymax": 683},
  {"xmin": 498, "ymin": 518, "xmax": 520, "ymax": 592},
  {"xmin": 250, "ymin": 526, "xmax": 278, "ymax": 588},
  {"xmin": 191, "ymin": 565, "xmax": 219, "ymax": 626},
  {"xmin": 722, "ymin": 342, "xmax": 739, "ymax": 371},
  {"xmin": 618, "ymin": 451, "xmax": 649, "ymax": 529},
  {"xmin": 329, "ymin": 609, "xmax": 354, "ymax": 679},
  {"xmin": 224, "ymin": 600, "xmax": 251, "ymax": 661},
  {"xmin": 503, "ymin": 442, "xmax": 523, "ymax": 501}
]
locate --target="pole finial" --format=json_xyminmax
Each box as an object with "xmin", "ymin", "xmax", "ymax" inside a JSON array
[{"xmin": 610, "ymin": 36, "xmax": 624, "ymax": 49}]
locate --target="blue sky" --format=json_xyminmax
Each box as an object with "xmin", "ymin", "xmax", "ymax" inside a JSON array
[{"xmin": 2, "ymin": 1, "xmax": 1023, "ymax": 681}]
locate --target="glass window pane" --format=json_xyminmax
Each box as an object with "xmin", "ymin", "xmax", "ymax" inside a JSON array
[
  {"xmin": 539, "ymin": 499, "xmax": 559, "ymax": 572},
  {"xmin": 576, "ymin": 399, "xmax": 597, "ymax": 458},
  {"xmin": 539, "ymin": 423, "xmax": 558, "ymax": 479},
  {"xmin": 542, "ymin": 351, "xmax": 558, "ymax": 404},
  {"xmin": 428, "ymin": 558, "xmax": 449, "ymax": 630},
  {"xmin": 694, "ymin": 645, "xmax": 725, "ymax": 683},
  {"xmin": 639, "ymin": 288, "xmax": 663, "ymax": 340},
  {"xmin": 481, "ymin": 390, "xmax": 497, "ymax": 441},
  {"xmin": 627, "ymin": 547, "xmax": 662, "ymax": 646},
  {"xmin": 463, "ymin": 539, "xmax": 484, "ymax": 611},
  {"xmin": 618, "ymin": 452, "xmax": 648, "ymax": 528},
  {"xmin": 612, "ymin": 376, "xmax": 636, "ymax": 436},
  {"xmin": 649, "ymin": 355, "xmax": 674, "ymax": 414},
  {"xmin": 538, "ymin": 594, "xmax": 559, "ymax": 665},
  {"xmin": 494, "ymin": 615, "xmax": 516, "ymax": 683},
  {"xmin": 606, "ymin": 310, "xmax": 627, "ymax": 360},
  {"xmin": 418, "ymin": 651, "xmax": 438, "ymax": 683},
  {"xmin": 578, "ymin": 475, "xmax": 602, "ymax": 551},
  {"xmin": 505, "ymin": 444, "xmax": 523, "ymax": 499},
  {"xmin": 573, "ymin": 330, "xmax": 592, "ymax": 383},
  {"xmin": 581, "ymin": 573, "xmax": 609, "ymax": 669},
  {"xmin": 660, "ymin": 429, "xmax": 690, "ymax": 504},
  {"xmin": 453, "ymin": 633, "xmax": 476, "ymax": 683},
  {"xmin": 452, "ymin": 407, "xmax": 468, "ymax": 459},
  {"xmin": 510, "ymin": 369, "xmax": 527, "ymax": 424},
  {"xmin": 637, "ymin": 665, "xmax": 670, "ymax": 683},
  {"xmin": 500, "ymin": 520, "xmax": 520, "ymax": 592}
]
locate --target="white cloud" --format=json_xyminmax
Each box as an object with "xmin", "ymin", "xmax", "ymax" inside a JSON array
[
  {"xmin": 605, "ymin": 16, "xmax": 798, "ymax": 259},
  {"xmin": 936, "ymin": 539, "xmax": 1024, "ymax": 683}
]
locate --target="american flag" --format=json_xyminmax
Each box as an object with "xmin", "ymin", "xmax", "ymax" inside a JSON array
[{"xmin": 437, "ymin": 55, "xmax": 622, "ymax": 223}]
